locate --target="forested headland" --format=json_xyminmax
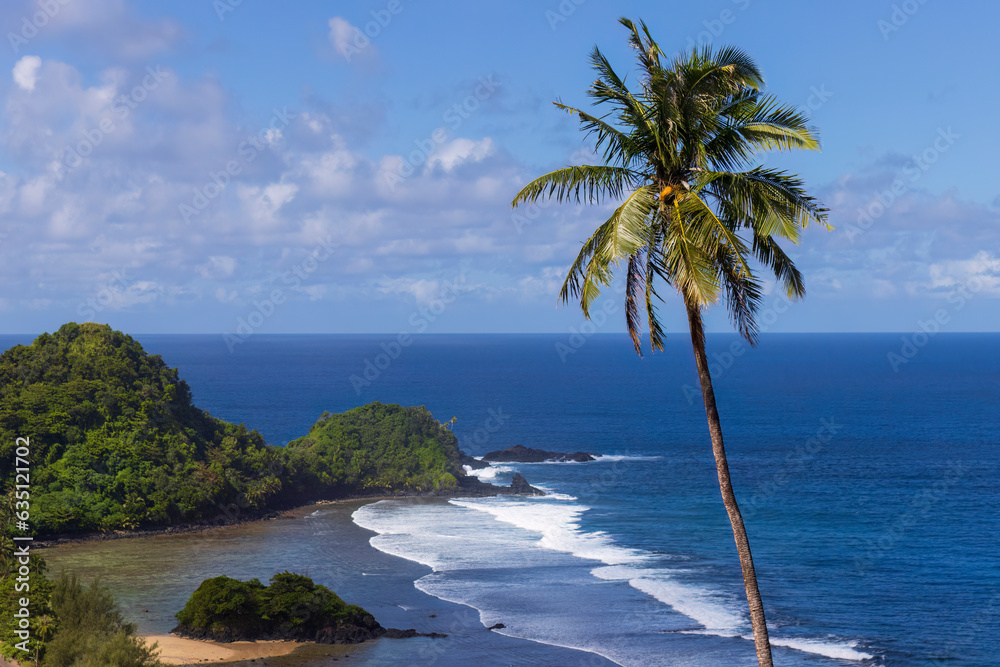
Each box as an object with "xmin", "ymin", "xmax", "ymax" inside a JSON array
[{"xmin": 0, "ymin": 323, "xmax": 514, "ymax": 537}]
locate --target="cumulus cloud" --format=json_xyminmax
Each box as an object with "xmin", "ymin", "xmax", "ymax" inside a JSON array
[
  {"xmin": 927, "ymin": 251, "xmax": 1000, "ymax": 296},
  {"xmin": 6, "ymin": 0, "xmax": 185, "ymax": 60},
  {"xmin": 783, "ymin": 153, "xmax": 1000, "ymax": 302},
  {"xmin": 12, "ymin": 55, "xmax": 41, "ymax": 91},
  {"xmin": 428, "ymin": 138, "xmax": 494, "ymax": 172},
  {"xmin": 0, "ymin": 51, "xmax": 594, "ymax": 323},
  {"xmin": 328, "ymin": 17, "xmax": 374, "ymax": 62}
]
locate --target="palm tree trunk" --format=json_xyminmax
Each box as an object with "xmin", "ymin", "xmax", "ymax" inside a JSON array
[{"xmin": 685, "ymin": 300, "xmax": 773, "ymax": 667}]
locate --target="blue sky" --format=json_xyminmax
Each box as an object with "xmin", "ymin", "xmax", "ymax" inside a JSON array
[{"xmin": 0, "ymin": 0, "xmax": 997, "ymax": 336}]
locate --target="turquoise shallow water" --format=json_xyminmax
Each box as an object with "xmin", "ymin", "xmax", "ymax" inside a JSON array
[
  {"xmin": 42, "ymin": 499, "xmax": 609, "ymax": 666},
  {"xmin": 5, "ymin": 332, "xmax": 1000, "ymax": 665}
]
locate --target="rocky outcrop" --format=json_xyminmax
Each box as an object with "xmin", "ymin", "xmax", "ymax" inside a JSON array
[
  {"xmin": 454, "ymin": 472, "xmax": 545, "ymax": 497},
  {"xmin": 459, "ymin": 452, "xmax": 491, "ymax": 470},
  {"xmin": 508, "ymin": 473, "xmax": 545, "ymax": 495},
  {"xmin": 483, "ymin": 444, "xmax": 596, "ymax": 463}
]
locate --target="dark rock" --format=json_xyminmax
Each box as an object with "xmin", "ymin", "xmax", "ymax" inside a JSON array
[
  {"xmin": 454, "ymin": 472, "xmax": 545, "ymax": 497},
  {"xmin": 487, "ymin": 623, "xmax": 506, "ymax": 630},
  {"xmin": 509, "ymin": 473, "xmax": 544, "ymax": 496},
  {"xmin": 383, "ymin": 628, "xmax": 448, "ymax": 639},
  {"xmin": 483, "ymin": 444, "xmax": 596, "ymax": 463},
  {"xmin": 459, "ymin": 452, "xmax": 491, "ymax": 470}
]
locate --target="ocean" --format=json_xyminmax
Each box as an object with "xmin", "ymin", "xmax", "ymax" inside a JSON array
[{"xmin": 6, "ymin": 332, "xmax": 999, "ymax": 666}]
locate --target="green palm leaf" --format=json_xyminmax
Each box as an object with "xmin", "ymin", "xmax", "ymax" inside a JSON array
[{"xmin": 511, "ymin": 19, "xmax": 830, "ymax": 666}]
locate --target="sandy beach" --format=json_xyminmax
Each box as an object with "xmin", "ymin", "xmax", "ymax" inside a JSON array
[{"xmin": 144, "ymin": 634, "xmax": 300, "ymax": 664}]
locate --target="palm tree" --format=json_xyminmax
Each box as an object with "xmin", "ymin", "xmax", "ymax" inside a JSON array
[
  {"xmin": 512, "ymin": 18, "xmax": 828, "ymax": 666},
  {"xmin": 32, "ymin": 613, "xmax": 56, "ymax": 665}
]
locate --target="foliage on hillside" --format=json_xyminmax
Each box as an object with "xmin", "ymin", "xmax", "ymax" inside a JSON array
[
  {"xmin": 173, "ymin": 572, "xmax": 382, "ymax": 644},
  {"xmin": 0, "ymin": 323, "xmax": 286, "ymax": 534},
  {"xmin": 0, "ymin": 495, "xmax": 161, "ymax": 665},
  {"xmin": 287, "ymin": 402, "xmax": 464, "ymax": 494},
  {"xmin": 0, "ymin": 324, "xmax": 477, "ymax": 536}
]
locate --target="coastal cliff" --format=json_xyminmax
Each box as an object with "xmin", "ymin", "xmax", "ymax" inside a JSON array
[{"xmin": 0, "ymin": 323, "xmax": 543, "ymax": 538}]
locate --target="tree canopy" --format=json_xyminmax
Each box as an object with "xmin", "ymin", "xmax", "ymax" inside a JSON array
[{"xmin": 0, "ymin": 323, "xmax": 475, "ymax": 536}]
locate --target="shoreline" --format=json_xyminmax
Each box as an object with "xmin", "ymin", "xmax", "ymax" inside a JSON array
[
  {"xmin": 43, "ymin": 497, "xmax": 617, "ymax": 667},
  {"xmin": 35, "ymin": 492, "xmax": 450, "ymax": 547},
  {"xmin": 142, "ymin": 633, "xmax": 358, "ymax": 665},
  {"xmin": 34, "ymin": 472, "xmax": 538, "ymax": 548}
]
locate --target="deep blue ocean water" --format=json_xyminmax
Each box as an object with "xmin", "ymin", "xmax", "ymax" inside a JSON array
[{"xmin": 3, "ymin": 332, "xmax": 998, "ymax": 665}]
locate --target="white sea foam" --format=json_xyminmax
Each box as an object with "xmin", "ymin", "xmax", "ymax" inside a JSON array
[
  {"xmin": 354, "ymin": 497, "xmax": 877, "ymax": 664},
  {"xmin": 529, "ymin": 487, "xmax": 577, "ymax": 501},
  {"xmin": 449, "ymin": 498, "xmax": 648, "ymax": 566},
  {"xmin": 593, "ymin": 454, "xmax": 663, "ymax": 462},
  {"xmin": 628, "ymin": 576, "xmax": 745, "ymax": 633},
  {"xmin": 768, "ymin": 637, "xmax": 874, "ymax": 661},
  {"xmin": 462, "ymin": 464, "xmax": 514, "ymax": 481}
]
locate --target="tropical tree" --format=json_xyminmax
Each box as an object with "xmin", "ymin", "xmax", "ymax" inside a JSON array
[{"xmin": 511, "ymin": 18, "xmax": 829, "ymax": 666}]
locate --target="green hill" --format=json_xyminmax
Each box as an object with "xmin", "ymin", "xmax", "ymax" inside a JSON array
[
  {"xmin": 0, "ymin": 322, "xmax": 286, "ymax": 534},
  {"xmin": 287, "ymin": 402, "xmax": 464, "ymax": 494},
  {"xmin": 0, "ymin": 323, "xmax": 514, "ymax": 537}
]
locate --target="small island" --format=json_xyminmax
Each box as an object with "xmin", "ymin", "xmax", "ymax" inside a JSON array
[
  {"xmin": 172, "ymin": 572, "xmax": 441, "ymax": 645},
  {"xmin": 483, "ymin": 444, "xmax": 596, "ymax": 463}
]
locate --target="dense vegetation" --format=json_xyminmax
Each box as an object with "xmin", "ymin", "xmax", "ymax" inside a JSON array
[
  {"xmin": 173, "ymin": 572, "xmax": 383, "ymax": 644},
  {"xmin": 0, "ymin": 495, "xmax": 161, "ymax": 665},
  {"xmin": 287, "ymin": 402, "xmax": 464, "ymax": 494},
  {"xmin": 0, "ymin": 323, "xmax": 476, "ymax": 536},
  {"xmin": 0, "ymin": 323, "xmax": 287, "ymax": 534}
]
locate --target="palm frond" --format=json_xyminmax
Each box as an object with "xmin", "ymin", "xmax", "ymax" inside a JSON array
[
  {"xmin": 511, "ymin": 165, "xmax": 642, "ymax": 207},
  {"xmin": 753, "ymin": 235, "xmax": 806, "ymax": 298},
  {"xmin": 517, "ymin": 17, "xmax": 828, "ymax": 355},
  {"xmin": 560, "ymin": 185, "xmax": 657, "ymax": 314}
]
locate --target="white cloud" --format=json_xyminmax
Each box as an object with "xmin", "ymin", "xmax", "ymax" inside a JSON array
[
  {"xmin": 35, "ymin": 0, "xmax": 185, "ymax": 60},
  {"xmin": 199, "ymin": 256, "xmax": 237, "ymax": 279},
  {"xmin": 927, "ymin": 251, "xmax": 1000, "ymax": 296},
  {"xmin": 328, "ymin": 17, "xmax": 372, "ymax": 61},
  {"xmin": 12, "ymin": 55, "xmax": 41, "ymax": 91},
  {"xmin": 377, "ymin": 278, "xmax": 443, "ymax": 305},
  {"xmin": 427, "ymin": 138, "xmax": 494, "ymax": 172},
  {"xmin": 238, "ymin": 182, "xmax": 299, "ymax": 227}
]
